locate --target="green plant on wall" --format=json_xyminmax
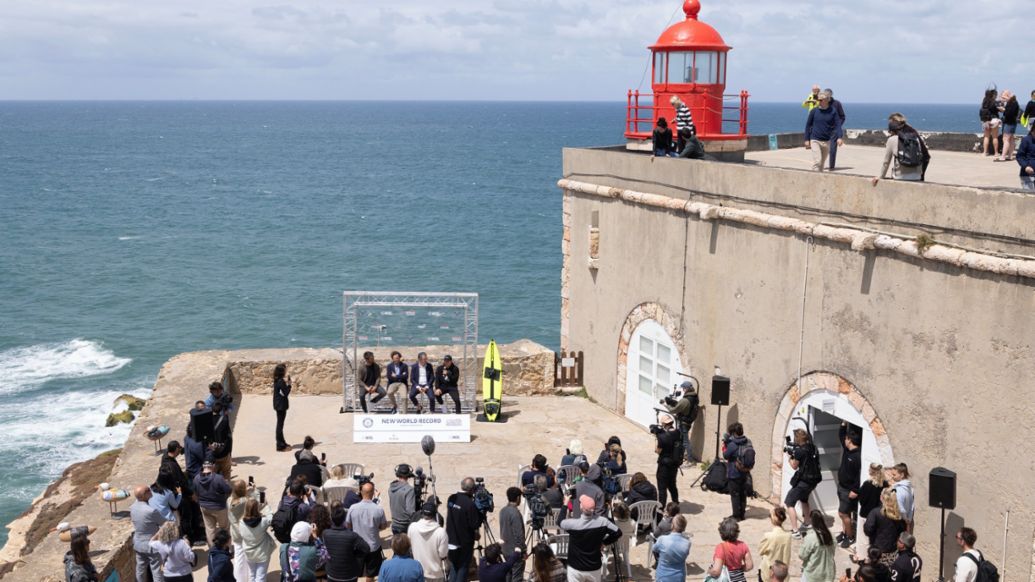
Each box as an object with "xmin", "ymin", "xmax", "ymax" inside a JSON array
[{"xmin": 915, "ymin": 233, "xmax": 935, "ymax": 254}]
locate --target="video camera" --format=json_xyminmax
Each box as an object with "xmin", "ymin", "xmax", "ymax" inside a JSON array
[
  {"xmin": 414, "ymin": 466, "xmax": 434, "ymax": 509},
  {"xmin": 354, "ymin": 472, "xmax": 375, "ymax": 486},
  {"xmin": 649, "ymin": 424, "xmax": 665, "ymax": 435},
  {"xmin": 522, "ymin": 484, "xmax": 549, "ymax": 530},
  {"xmin": 473, "ymin": 477, "xmax": 494, "ymax": 514}
]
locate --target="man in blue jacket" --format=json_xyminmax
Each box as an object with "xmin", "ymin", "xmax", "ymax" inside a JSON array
[
  {"xmin": 722, "ymin": 422, "xmax": 751, "ymax": 522},
  {"xmin": 1018, "ymin": 123, "xmax": 1035, "ymax": 191},
  {"xmin": 804, "ymin": 91, "xmax": 844, "ymax": 172}
]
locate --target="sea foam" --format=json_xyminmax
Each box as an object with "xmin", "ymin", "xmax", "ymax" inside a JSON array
[{"xmin": 0, "ymin": 339, "xmax": 131, "ymax": 393}]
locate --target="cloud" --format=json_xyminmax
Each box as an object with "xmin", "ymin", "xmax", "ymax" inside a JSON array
[{"xmin": 0, "ymin": 0, "xmax": 1028, "ymax": 102}]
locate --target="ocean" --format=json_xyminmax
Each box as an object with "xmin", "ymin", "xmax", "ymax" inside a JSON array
[{"xmin": 0, "ymin": 100, "xmax": 979, "ymax": 544}]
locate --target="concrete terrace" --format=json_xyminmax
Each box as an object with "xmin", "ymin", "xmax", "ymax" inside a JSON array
[{"xmin": 746, "ymin": 144, "xmax": 1024, "ymax": 191}]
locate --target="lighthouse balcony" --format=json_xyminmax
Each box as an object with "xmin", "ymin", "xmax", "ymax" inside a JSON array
[{"xmin": 624, "ymin": 89, "xmax": 749, "ymax": 143}]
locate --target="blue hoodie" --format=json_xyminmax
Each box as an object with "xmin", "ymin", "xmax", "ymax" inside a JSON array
[
  {"xmin": 207, "ymin": 546, "xmax": 235, "ymax": 581},
  {"xmin": 378, "ymin": 555, "xmax": 425, "ymax": 582},
  {"xmin": 722, "ymin": 435, "xmax": 750, "ymax": 479}
]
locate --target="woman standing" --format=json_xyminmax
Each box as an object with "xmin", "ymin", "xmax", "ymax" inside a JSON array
[
  {"xmin": 707, "ymin": 517, "xmax": 753, "ymax": 582},
  {"xmin": 1000, "ymin": 91, "xmax": 1020, "ymax": 161},
  {"xmin": 273, "ymin": 363, "xmax": 292, "ymax": 452},
  {"xmin": 149, "ymin": 521, "xmax": 197, "ymax": 582},
  {"xmin": 980, "ymin": 88, "xmax": 1002, "ymax": 158},
  {"xmin": 228, "ymin": 479, "xmax": 250, "ymax": 582},
  {"xmin": 799, "ymin": 510, "xmax": 836, "ymax": 582},
  {"xmin": 280, "ymin": 522, "xmax": 330, "ymax": 582},
  {"xmin": 758, "ymin": 507, "xmax": 792, "ymax": 582},
  {"xmin": 240, "ymin": 499, "xmax": 278, "ymax": 582},
  {"xmin": 64, "ymin": 531, "xmax": 99, "ymax": 582},
  {"xmin": 149, "ymin": 468, "xmax": 183, "ymax": 522},
  {"xmin": 864, "ymin": 490, "xmax": 906, "ymax": 567}
]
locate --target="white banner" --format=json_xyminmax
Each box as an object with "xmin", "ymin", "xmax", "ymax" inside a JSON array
[{"xmin": 353, "ymin": 414, "xmax": 471, "ymax": 443}]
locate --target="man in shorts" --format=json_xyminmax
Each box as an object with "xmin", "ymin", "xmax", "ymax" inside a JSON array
[{"xmin": 836, "ymin": 423, "xmax": 862, "ymax": 547}]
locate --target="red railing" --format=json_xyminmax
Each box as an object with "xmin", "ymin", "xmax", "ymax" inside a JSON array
[{"xmin": 625, "ymin": 89, "xmax": 750, "ymax": 140}]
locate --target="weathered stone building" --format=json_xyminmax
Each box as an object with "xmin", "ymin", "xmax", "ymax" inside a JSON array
[{"xmin": 559, "ymin": 146, "xmax": 1035, "ymax": 579}]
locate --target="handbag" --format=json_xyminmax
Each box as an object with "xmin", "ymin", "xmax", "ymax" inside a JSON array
[{"xmin": 704, "ymin": 543, "xmax": 732, "ymax": 582}]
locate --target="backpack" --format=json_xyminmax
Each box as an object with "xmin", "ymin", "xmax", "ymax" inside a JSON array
[
  {"xmin": 896, "ymin": 133, "xmax": 925, "ymax": 168},
  {"xmin": 677, "ymin": 395, "xmax": 699, "ymax": 427},
  {"xmin": 735, "ymin": 439, "xmax": 756, "ymax": 472},
  {"xmin": 671, "ymin": 434, "xmax": 685, "ymax": 466},
  {"xmin": 702, "ymin": 460, "xmax": 729, "ymax": 493},
  {"xmin": 271, "ymin": 502, "xmax": 299, "ymax": 543},
  {"xmin": 964, "ymin": 552, "xmax": 1000, "ymax": 582}
]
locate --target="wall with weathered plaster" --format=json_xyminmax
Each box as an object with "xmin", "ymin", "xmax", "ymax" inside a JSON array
[{"xmin": 561, "ymin": 148, "xmax": 1035, "ymax": 580}]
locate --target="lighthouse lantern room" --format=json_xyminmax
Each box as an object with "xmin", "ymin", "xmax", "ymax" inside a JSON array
[{"xmin": 625, "ymin": 0, "xmax": 749, "ymax": 153}]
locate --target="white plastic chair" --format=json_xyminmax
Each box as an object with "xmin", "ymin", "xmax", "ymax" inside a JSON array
[
  {"xmin": 516, "ymin": 464, "xmax": 532, "ymax": 488},
  {"xmin": 548, "ymin": 533, "xmax": 570, "ymax": 562},
  {"xmin": 616, "ymin": 473, "xmax": 634, "ymax": 493},
  {"xmin": 322, "ymin": 485, "xmax": 351, "ymax": 505},
  {"xmin": 628, "ymin": 500, "xmax": 662, "ymax": 559},
  {"xmin": 556, "ymin": 464, "xmax": 580, "ymax": 486},
  {"xmin": 339, "ymin": 463, "xmax": 365, "ymax": 478}
]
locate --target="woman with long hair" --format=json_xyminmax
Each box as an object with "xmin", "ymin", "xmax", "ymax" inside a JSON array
[
  {"xmin": 227, "ymin": 478, "xmax": 250, "ymax": 582},
  {"xmin": 148, "ymin": 521, "xmax": 196, "ymax": 582},
  {"xmin": 864, "ymin": 489, "xmax": 906, "ymax": 567},
  {"xmin": 273, "ymin": 362, "xmax": 292, "ymax": 451},
  {"xmin": 707, "ymin": 517, "xmax": 753, "ymax": 582},
  {"xmin": 531, "ymin": 542, "xmax": 565, "ymax": 582},
  {"xmin": 64, "ymin": 531, "xmax": 98, "ymax": 582},
  {"xmin": 799, "ymin": 510, "xmax": 836, "ymax": 582},
  {"xmin": 149, "ymin": 466, "xmax": 183, "ymax": 522},
  {"xmin": 1001, "ymin": 90, "xmax": 1020, "ymax": 160},
  {"xmin": 980, "ymin": 88, "xmax": 1002, "ymax": 157},
  {"xmin": 240, "ymin": 499, "xmax": 278, "ymax": 582}
]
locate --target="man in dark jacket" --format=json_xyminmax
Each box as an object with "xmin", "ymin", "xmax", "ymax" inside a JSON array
[
  {"xmin": 289, "ymin": 452, "xmax": 325, "ymax": 488},
  {"xmin": 273, "ymin": 363, "xmax": 292, "ymax": 451},
  {"xmin": 193, "ymin": 459, "xmax": 231, "ymax": 548},
  {"xmin": 160, "ymin": 440, "xmax": 206, "ymax": 544},
  {"xmin": 409, "ymin": 352, "xmax": 436, "ymax": 413},
  {"xmin": 804, "ymin": 91, "xmax": 844, "ymax": 172},
  {"xmin": 385, "ymin": 350, "xmax": 410, "ymax": 414},
  {"xmin": 825, "ymin": 88, "xmax": 847, "ymax": 170},
  {"xmin": 837, "ymin": 423, "xmax": 862, "ymax": 547},
  {"xmin": 1017, "ymin": 123, "xmax": 1035, "ymax": 191},
  {"xmin": 559, "ymin": 495, "xmax": 621, "ymax": 580},
  {"xmin": 183, "ymin": 423, "xmax": 206, "ymax": 480},
  {"xmin": 663, "ymin": 381, "xmax": 700, "ymax": 466},
  {"xmin": 891, "ymin": 532, "xmax": 922, "ymax": 582},
  {"xmin": 435, "ymin": 355, "xmax": 462, "ymax": 414},
  {"xmin": 277, "ymin": 480, "xmax": 314, "ymax": 536},
  {"xmin": 722, "ymin": 422, "xmax": 750, "ymax": 521},
  {"xmin": 446, "ymin": 478, "xmax": 481, "ymax": 582},
  {"xmin": 207, "ymin": 528, "xmax": 235, "ymax": 581},
  {"xmin": 654, "ymin": 414, "xmax": 682, "ymax": 507},
  {"xmin": 210, "ymin": 401, "xmax": 233, "ymax": 480},
  {"xmin": 570, "ymin": 464, "xmax": 606, "ymax": 519},
  {"xmin": 357, "ymin": 351, "xmax": 386, "ymax": 413},
  {"xmin": 324, "ymin": 505, "xmax": 371, "ymax": 582}
]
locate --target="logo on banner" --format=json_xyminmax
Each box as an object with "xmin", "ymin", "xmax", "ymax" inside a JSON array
[{"xmin": 362, "ymin": 418, "xmax": 374, "ymax": 428}]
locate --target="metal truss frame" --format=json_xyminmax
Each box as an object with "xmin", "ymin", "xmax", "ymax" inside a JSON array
[{"xmin": 342, "ymin": 291, "xmax": 479, "ymax": 413}]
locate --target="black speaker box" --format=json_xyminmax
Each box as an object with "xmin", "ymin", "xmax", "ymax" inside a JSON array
[
  {"xmin": 711, "ymin": 375, "xmax": 730, "ymax": 406},
  {"xmin": 929, "ymin": 467, "xmax": 956, "ymax": 509},
  {"xmin": 190, "ymin": 408, "xmax": 215, "ymax": 445}
]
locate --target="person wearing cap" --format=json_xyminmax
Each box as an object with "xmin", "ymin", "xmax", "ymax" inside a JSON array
[
  {"xmin": 389, "ymin": 464, "xmax": 420, "ymax": 534},
  {"xmin": 654, "ymin": 413, "xmax": 682, "ymax": 508},
  {"xmin": 357, "ymin": 351, "xmax": 387, "ymax": 413},
  {"xmin": 193, "ymin": 459, "xmax": 231, "ymax": 548},
  {"xmin": 804, "ymin": 90, "xmax": 844, "ymax": 172},
  {"xmin": 891, "ymin": 531, "xmax": 923, "ymax": 582},
  {"xmin": 325, "ymin": 503, "xmax": 371, "ymax": 582},
  {"xmin": 559, "ymin": 495, "xmax": 621, "ymax": 581},
  {"xmin": 408, "ymin": 352, "xmax": 436, "ymax": 413},
  {"xmin": 663, "ymin": 381, "xmax": 700, "ymax": 466},
  {"xmin": 408, "ymin": 499, "xmax": 449, "ymax": 582},
  {"xmin": 434, "ymin": 355, "xmax": 462, "ymax": 414},
  {"xmin": 280, "ymin": 521, "xmax": 330, "ymax": 582}
]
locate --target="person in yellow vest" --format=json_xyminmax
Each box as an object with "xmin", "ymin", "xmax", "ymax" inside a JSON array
[{"xmin": 802, "ymin": 84, "xmax": 821, "ymax": 110}]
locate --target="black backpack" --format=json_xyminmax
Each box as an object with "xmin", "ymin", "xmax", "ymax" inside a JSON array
[
  {"xmin": 671, "ymin": 435, "xmax": 685, "ymax": 466},
  {"xmin": 677, "ymin": 395, "xmax": 699, "ymax": 427},
  {"xmin": 271, "ymin": 502, "xmax": 299, "ymax": 543},
  {"xmin": 702, "ymin": 460, "xmax": 729, "ymax": 493},
  {"xmin": 735, "ymin": 439, "xmax": 756, "ymax": 472},
  {"xmin": 897, "ymin": 133, "xmax": 925, "ymax": 168},
  {"xmin": 964, "ymin": 552, "xmax": 1000, "ymax": 582}
]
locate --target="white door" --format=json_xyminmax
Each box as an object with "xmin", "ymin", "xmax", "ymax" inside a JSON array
[{"xmin": 625, "ymin": 320, "xmax": 683, "ymax": 428}]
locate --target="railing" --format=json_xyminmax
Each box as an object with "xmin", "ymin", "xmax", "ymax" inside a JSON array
[{"xmin": 625, "ymin": 89, "xmax": 750, "ymax": 140}]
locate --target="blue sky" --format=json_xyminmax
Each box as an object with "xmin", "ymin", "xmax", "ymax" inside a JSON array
[{"xmin": 0, "ymin": 0, "xmax": 1029, "ymax": 103}]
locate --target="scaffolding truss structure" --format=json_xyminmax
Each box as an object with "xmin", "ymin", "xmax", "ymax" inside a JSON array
[{"xmin": 341, "ymin": 291, "xmax": 479, "ymax": 413}]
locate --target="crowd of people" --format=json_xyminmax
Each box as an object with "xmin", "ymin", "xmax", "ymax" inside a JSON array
[{"xmin": 61, "ymin": 368, "xmax": 998, "ymax": 582}]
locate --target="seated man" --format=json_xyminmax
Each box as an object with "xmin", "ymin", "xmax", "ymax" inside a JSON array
[
  {"xmin": 289, "ymin": 436, "xmax": 326, "ymax": 488},
  {"xmin": 408, "ymin": 352, "xmax": 435, "ymax": 414},
  {"xmin": 385, "ymin": 351, "xmax": 410, "ymax": 414},
  {"xmin": 521, "ymin": 454, "xmax": 555, "ymax": 488},
  {"xmin": 434, "ymin": 355, "xmax": 461, "ymax": 414},
  {"xmin": 357, "ymin": 351, "xmax": 386, "ymax": 413}
]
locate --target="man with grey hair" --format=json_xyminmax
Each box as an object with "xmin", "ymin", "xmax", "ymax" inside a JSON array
[
  {"xmin": 891, "ymin": 531, "xmax": 923, "ymax": 582},
  {"xmin": 825, "ymin": 88, "xmax": 847, "ymax": 170},
  {"xmin": 770, "ymin": 560, "xmax": 789, "ymax": 582},
  {"xmin": 409, "ymin": 351, "xmax": 435, "ymax": 413},
  {"xmin": 804, "ymin": 91, "xmax": 844, "ymax": 172},
  {"xmin": 446, "ymin": 478, "xmax": 481, "ymax": 582},
  {"xmin": 131, "ymin": 484, "xmax": 167, "ymax": 582},
  {"xmin": 802, "ymin": 84, "xmax": 822, "ymax": 110}
]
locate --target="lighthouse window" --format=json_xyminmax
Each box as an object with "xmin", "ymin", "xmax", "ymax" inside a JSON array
[
  {"xmin": 696, "ymin": 51, "xmax": 718, "ymax": 84},
  {"xmin": 653, "ymin": 52, "xmax": 666, "ymax": 85},
  {"xmin": 668, "ymin": 52, "xmax": 694, "ymax": 84}
]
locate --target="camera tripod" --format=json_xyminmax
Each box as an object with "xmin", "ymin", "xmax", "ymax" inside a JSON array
[{"xmin": 475, "ymin": 514, "xmax": 497, "ymax": 557}]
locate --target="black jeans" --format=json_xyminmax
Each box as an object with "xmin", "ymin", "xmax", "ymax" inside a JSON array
[
  {"xmin": 656, "ymin": 464, "xmax": 679, "ymax": 507},
  {"xmin": 275, "ymin": 408, "xmax": 288, "ymax": 448},
  {"xmin": 728, "ymin": 474, "xmax": 747, "ymax": 519},
  {"xmin": 436, "ymin": 387, "xmax": 462, "ymax": 413}
]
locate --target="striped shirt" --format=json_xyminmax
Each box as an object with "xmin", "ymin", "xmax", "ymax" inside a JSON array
[{"xmin": 674, "ymin": 104, "xmax": 696, "ymax": 136}]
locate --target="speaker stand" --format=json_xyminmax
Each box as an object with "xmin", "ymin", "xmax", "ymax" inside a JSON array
[
  {"xmin": 690, "ymin": 402, "xmax": 725, "ymax": 489},
  {"xmin": 937, "ymin": 506, "xmax": 946, "ymax": 582}
]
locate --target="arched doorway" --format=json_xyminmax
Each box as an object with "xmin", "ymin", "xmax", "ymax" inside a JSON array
[{"xmin": 770, "ymin": 372, "xmax": 895, "ymax": 540}]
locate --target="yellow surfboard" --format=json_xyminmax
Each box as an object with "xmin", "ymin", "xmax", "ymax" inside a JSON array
[{"xmin": 481, "ymin": 339, "xmax": 503, "ymax": 422}]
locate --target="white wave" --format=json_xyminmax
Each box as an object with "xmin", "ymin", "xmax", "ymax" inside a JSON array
[
  {"xmin": 117, "ymin": 235, "xmax": 141, "ymax": 241},
  {"xmin": 0, "ymin": 339, "xmax": 131, "ymax": 393}
]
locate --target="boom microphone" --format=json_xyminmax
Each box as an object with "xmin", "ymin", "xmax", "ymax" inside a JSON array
[{"xmin": 421, "ymin": 435, "xmax": 436, "ymax": 456}]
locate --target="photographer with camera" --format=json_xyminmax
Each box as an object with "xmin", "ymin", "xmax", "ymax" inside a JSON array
[
  {"xmin": 652, "ymin": 413, "xmax": 682, "ymax": 507},
  {"xmin": 721, "ymin": 422, "xmax": 754, "ymax": 522},
  {"xmin": 390, "ymin": 464, "xmax": 420, "ymax": 535},
  {"xmin": 446, "ymin": 477, "xmax": 482, "ymax": 582},
  {"xmin": 784, "ymin": 428, "xmax": 822, "ymax": 538},
  {"xmin": 662, "ymin": 380, "xmax": 700, "ymax": 466}
]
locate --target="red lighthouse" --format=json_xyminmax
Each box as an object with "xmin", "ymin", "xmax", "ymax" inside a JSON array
[{"xmin": 625, "ymin": 0, "xmax": 749, "ymax": 153}]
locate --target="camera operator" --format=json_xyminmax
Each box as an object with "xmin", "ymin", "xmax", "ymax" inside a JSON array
[
  {"xmin": 785, "ymin": 428, "xmax": 822, "ymax": 538},
  {"xmin": 446, "ymin": 477, "xmax": 481, "ymax": 582},
  {"xmin": 837, "ymin": 423, "xmax": 862, "ymax": 548},
  {"xmin": 721, "ymin": 422, "xmax": 752, "ymax": 521},
  {"xmin": 662, "ymin": 380, "xmax": 700, "ymax": 466},
  {"xmin": 205, "ymin": 381, "xmax": 234, "ymax": 415},
  {"xmin": 653, "ymin": 414, "xmax": 682, "ymax": 507},
  {"xmin": 569, "ymin": 464, "xmax": 605, "ymax": 519},
  {"xmin": 390, "ymin": 464, "xmax": 421, "ymax": 535}
]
